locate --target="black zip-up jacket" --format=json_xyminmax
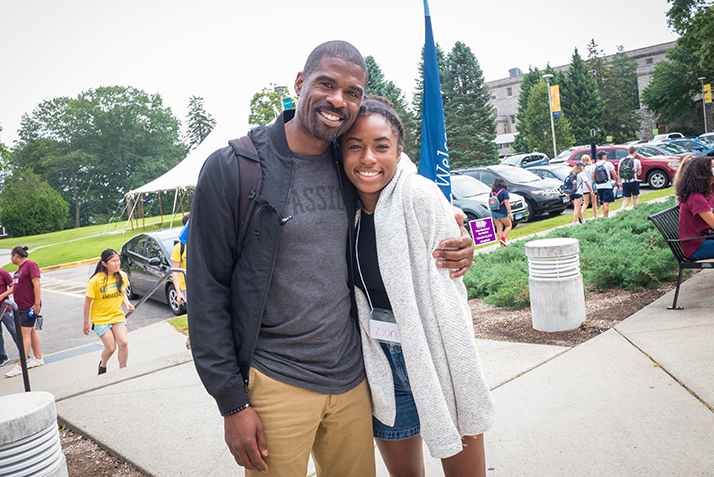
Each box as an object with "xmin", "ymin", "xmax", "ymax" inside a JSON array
[{"xmin": 186, "ymin": 110, "xmax": 358, "ymax": 416}]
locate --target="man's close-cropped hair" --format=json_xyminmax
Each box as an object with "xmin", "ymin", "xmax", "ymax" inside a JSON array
[{"xmin": 303, "ymin": 40, "xmax": 367, "ymax": 80}]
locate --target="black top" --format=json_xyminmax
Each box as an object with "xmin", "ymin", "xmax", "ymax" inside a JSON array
[{"xmin": 354, "ymin": 210, "xmax": 392, "ymax": 310}]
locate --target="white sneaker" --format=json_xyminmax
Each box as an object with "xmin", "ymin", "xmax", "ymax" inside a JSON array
[
  {"xmin": 5, "ymin": 364, "xmax": 22, "ymax": 378},
  {"xmin": 27, "ymin": 357, "xmax": 44, "ymax": 368}
]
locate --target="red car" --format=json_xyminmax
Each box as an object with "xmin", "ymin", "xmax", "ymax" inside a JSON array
[{"xmin": 565, "ymin": 145, "xmax": 681, "ymax": 190}]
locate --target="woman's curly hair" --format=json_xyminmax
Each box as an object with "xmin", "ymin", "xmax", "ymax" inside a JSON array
[{"xmin": 675, "ymin": 155, "xmax": 713, "ymax": 203}]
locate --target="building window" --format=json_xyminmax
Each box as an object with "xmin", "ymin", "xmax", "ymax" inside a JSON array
[
  {"xmin": 507, "ymin": 87, "xmax": 513, "ymax": 97},
  {"xmin": 510, "ymin": 115, "xmax": 516, "ymax": 124},
  {"xmin": 645, "ymin": 58, "xmax": 653, "ymax": 65},
  {"xmin": 491, "ymin": 94, "xmax": 496, "ymax": 100}
]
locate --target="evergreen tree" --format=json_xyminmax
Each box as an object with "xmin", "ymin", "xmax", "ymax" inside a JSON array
[
  {"xmin": 562, "ymin": 47, "xmax": 604, "ymax": 144},
  {"xmin": 184, "ymin": 96, "xmax": 216, "ymax": 152},
  {"xmin": 602, "ymin": 46, "xmax": 641, "ymax": 142},
  {"xmin": 441, "ymin": 42, "xmax": 497, "ymax": 167},
  {"xmin": 588, "ymin": 41, "xmax": 640, "ymax": 143},
  {"xmin": 412, "ymin": 43, "xmax": 447, "ymax": 164},
  {"xmin": 364, "ymin": 56, "xmax": 418, "ymax": 160},
  {"xmin": 513, "ymin": 67, "xmax": 542, "ymax": 152},
  {"xmin": 523, "ymin": 81, "xmax": 574, "ymax": 158}
]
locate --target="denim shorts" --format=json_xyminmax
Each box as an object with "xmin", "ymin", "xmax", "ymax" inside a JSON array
[
  {"xmin": 622, "ymin": 181, "xmax": 640, "ymax": 197},
  {"xmin": 92, "ymin": 322, "xmax": 126, "ymax": 338},
  {"xmin": 597, "ymin": 188, "xmax": 615, "ymax": 203},
  {"xmin": 491, "ymin": 211, "xmax": 508, "ymax": 219},
  {"xmin": 372, "ymin": 343, "xmax": 421, "ymax": 440},
  {"xmin": 569, "ymin": 193, "xmax": 583, "ymax": 199}
]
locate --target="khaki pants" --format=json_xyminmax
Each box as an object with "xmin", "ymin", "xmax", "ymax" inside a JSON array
[{"xmin": 245, "ymin": 367, "xmax": 375, "ymax": 477}]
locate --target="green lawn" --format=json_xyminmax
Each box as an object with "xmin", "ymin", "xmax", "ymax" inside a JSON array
[{"xmin": 1, "ymin": 214, "xmax": 186, "ymax": 271}]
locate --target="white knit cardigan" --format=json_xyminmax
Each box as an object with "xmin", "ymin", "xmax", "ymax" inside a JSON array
[{"xmin": 356, "ymin": 158, "xmax": 495, "ymax": 459}]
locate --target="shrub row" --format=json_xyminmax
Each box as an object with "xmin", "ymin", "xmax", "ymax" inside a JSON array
[{"xmin": 463, "ymin": 198, "xmax": 680, "ymax": 310}]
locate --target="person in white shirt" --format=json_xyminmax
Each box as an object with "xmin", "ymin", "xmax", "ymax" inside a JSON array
[
  {"xmin": 619, "ymin": 146, "xmax": 642, "ymax": 210},
  {"xmin": 594, "ymin": 150, "xmax": 620, "ymax": 217},
  {"xmin": 580, "ymin": 155, "xmax": 598, "ymax": 220}
]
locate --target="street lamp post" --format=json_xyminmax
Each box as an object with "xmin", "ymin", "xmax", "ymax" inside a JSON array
[
  {"xmin": 698, "ymin": 77, "xmax": 707, "ymax": 134},
  {"xmin": 542, "ymin": 74, "xmax": 557, "ymax": 158},
  {"xmin": 276, "ymin": 85, "xmax": 287, "ymax": 112}
]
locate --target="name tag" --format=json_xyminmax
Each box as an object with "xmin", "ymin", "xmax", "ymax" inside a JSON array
[{"xmin": 369, "ymin": 308, "xmax": 401, "ymax": 344}]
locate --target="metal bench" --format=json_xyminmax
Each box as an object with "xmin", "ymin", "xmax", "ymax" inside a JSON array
[{"xmin": 648, "ymin": 205, "xmax": 714, "ymax": 309}]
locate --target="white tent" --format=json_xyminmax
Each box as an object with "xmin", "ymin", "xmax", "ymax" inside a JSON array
[
  {"xmin": 124, "ymin": 122, "xmax": 240, "ymax": 228},
  {"xmin": 128, "ymin": 122, "xmax": 239, "ymax": 195}
]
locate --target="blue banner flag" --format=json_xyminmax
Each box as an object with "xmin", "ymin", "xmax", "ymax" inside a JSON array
[{"xmin": 418, "ymin": 0, "xmax": 451, "ymax": 201}]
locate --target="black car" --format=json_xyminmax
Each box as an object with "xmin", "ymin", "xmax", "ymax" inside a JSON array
[
  {"xmin": 453, "ymin": 165, "xmax": 569, "ymax": 220},
  {"xmin": 119, "ymin": 228, "xmax": 186, "ymax": 315}
]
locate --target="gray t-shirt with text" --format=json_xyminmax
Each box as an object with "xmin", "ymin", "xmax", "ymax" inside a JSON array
[{"xmin": 251, "ymin": 149, "xmax": 364, "ymax": 394}]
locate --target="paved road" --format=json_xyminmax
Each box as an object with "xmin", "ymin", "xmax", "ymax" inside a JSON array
[{"xmin": 1, "ymin": 263, "xmax": 175, "ymax": 365}]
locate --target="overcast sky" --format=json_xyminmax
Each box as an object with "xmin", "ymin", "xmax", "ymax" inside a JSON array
[{"xmin": 0, "ymin": 0, "xmax": 678, "ymax": 147}]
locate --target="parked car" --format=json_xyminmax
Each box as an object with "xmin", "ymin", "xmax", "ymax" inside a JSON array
[
  {"xmin": 500, "ymin": 152, "xmax": 550, "ymax": 168},
  {"xmin": 527, "ymin": 164, "xmax": 572, "ymax": 182},
  {"xmin": 637, "ymin": 142, "xmax": 689, "ymax": 157},
  {"xmin": 665, "ymin": 138, "xmax": 714, "ymax": 155},
  {"xmin": 550, "ymin": 146, "xmax": 586, "ymax": 164},
  {"xmin": 452, "ymin": 165, "xmax": 568, "ymax": 221},
  {"xmin": 652, "ymin": 132, "xmax": 684, "ymax": 142},
  {"xmin": 565, "ymin": 145, "xmax": 682, "ymax": 190},
  {"xmin": 450, "ymin": 174, "xmax": 529, "ymax": 224},
  {"xmin": 119, "ymin": 228, "xmax": 186, "ymax": 315}
]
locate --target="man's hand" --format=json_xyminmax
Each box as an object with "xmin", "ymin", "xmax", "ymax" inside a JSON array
[
  {"xmin": 433, "ymin": 214, "xmax": 474, "ymax": 279},
  {"xmin": 224, "ymin": 407, "xmax": 269, "ymax": 473}
]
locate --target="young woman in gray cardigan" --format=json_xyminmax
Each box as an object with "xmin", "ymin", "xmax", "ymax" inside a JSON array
[{"xmin": 340, "ymin": 96, "xmax": 495, "ymax": 477}]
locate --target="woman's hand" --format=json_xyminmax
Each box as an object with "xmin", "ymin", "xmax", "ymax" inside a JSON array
[
  {"xmin": 83, "ymin": 322, "xmax": 90, "ymax": 335},
  {"xmin": 126, "ymin": 302, "xmax": 136, "ymax": 312}
]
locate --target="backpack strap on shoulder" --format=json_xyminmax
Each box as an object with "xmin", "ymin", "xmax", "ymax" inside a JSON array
[{"xmin": 228, "ymin": 136, "xmax": 262, "ymax": 261}]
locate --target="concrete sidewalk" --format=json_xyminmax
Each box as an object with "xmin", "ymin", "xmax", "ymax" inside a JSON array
[{"xmin": 1, "ymin": 270, "xmax": 713, "ymax": 476}]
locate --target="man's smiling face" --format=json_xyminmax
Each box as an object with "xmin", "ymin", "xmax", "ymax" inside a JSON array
[{"xmin": 293, "ymin": 56, "xmax": 367, "ymax": 144}]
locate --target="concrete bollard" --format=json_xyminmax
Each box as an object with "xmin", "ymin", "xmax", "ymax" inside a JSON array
[
  {"xmin": 525, "ymin": 237, "xmax": 586, "ymax": 332},
  {"xmin": 0, "ymin": 391, "xmax": 68, "ymax": 477}
]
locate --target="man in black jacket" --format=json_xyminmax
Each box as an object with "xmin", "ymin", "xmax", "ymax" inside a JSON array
[{"xmin": 188, "ymin": 40, "xmax": 474, "ymax": 476}]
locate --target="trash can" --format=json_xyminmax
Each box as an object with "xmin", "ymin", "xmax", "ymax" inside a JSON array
[
  {"xmin": 525, "ymin": 237, "xmax": 586, "ymax": 332},
  {"xmin": 0, "ymin": 391, "xmax": 68, "ymax": 477}
]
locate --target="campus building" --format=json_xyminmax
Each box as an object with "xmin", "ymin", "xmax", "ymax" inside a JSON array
[{"xmin": 487, "ymin": 41, "xmax": 677, "ymax": 156}]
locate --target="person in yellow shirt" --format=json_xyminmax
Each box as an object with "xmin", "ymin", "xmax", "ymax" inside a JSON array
[
  {"xmin": 84, "ymin": 249, "xmax": 135, "ymax": 375},
  {"xmin": 172, "ymin": 214, "xmax": 189, "ymax": 348}
]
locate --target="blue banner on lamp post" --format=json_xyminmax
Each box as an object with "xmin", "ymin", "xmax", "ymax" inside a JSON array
[{"xmin": 418, "ymin": 0, "xmax": 451, "ymax": 201}]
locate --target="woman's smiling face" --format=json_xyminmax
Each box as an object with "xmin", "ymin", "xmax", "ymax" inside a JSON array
[{"xmin": 341, "ymin": 114, "xmax": 402, "ymax": 211}]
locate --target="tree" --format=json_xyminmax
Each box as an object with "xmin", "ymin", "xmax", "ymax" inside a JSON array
[
  {"xmin": 513, "ymin": 67, "xmax": 543, "ymax": 152},
  {"xmin": 184, "ymin": 96, "xmax": 216, "ymax": 151},
  {"xmin": 364, "ymin": 56, "xmax": 418, "ymax": 160},
  {"xmin": 602, "ymin": 46, "xmax": 641, "ymax": 143},
  {"xmin": 0, "ymin": 168, "xmax": 68, "ymax": 237},
  {"xmin": 441, "ymin": 42, "xmax": 497, "ymax": 167},
  {"xmin": 248, "ymin": 84, "xmax": 294, "ymax": 126},
  {"xmin": 0, "ymin": 125, "xmax": 9, "ymax": 174},
  {"xmin": 522, "ymin": 81, "xmax": 574, "ymax": 158},
  {"xmin": 412, "ymin": 43, "xmax": 447, "ymax": 164},
  {"xmin": 641, "ymin": 2, "xmax": 714, "ymax": 127},
  {"xmin": 588, "ymin": 41, "xmax": 640, "ymax": 143},
  {"xmin": 11, "ymin": 86, "xmax": 185, "ymax": 228},
  {"xmin": 562, "ymin": 48, "xmax": 604, "ymax": 144}
]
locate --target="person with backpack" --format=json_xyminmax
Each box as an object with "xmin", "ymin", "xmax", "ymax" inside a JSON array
[
  {"xmin": 489, "ymin": 178, "xmax": 512, "ymax": 246},
  {"xmin": 593, "ymin": 150, "xmax": 620, "ymax": 217},
  {"xmin": 187, "ymin": 41, "xmax": 476, "ymax": 476},
  {"xmin": 580, "ymin": 155, "xmax": 598, "ymax": 220},
  {"xmin": 171, "ymin": 213, "xmax": 190, "ymax": 349},
  {"xmin": 565, "ymin": 162, "xmax": 594, "ymax": 224},
  {"xmin": 619, "ymin": 146, "xmax": 642, "ymax": 210}
]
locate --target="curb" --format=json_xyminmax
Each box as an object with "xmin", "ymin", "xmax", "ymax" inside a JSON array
[{"xmin": 40, "ymin": 258, "xmax": 99, "ymax": 272}]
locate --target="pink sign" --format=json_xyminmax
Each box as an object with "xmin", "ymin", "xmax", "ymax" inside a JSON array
[{"xmin": 469, "ymin": 217, "xmax": 497, "ymax": 246}]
